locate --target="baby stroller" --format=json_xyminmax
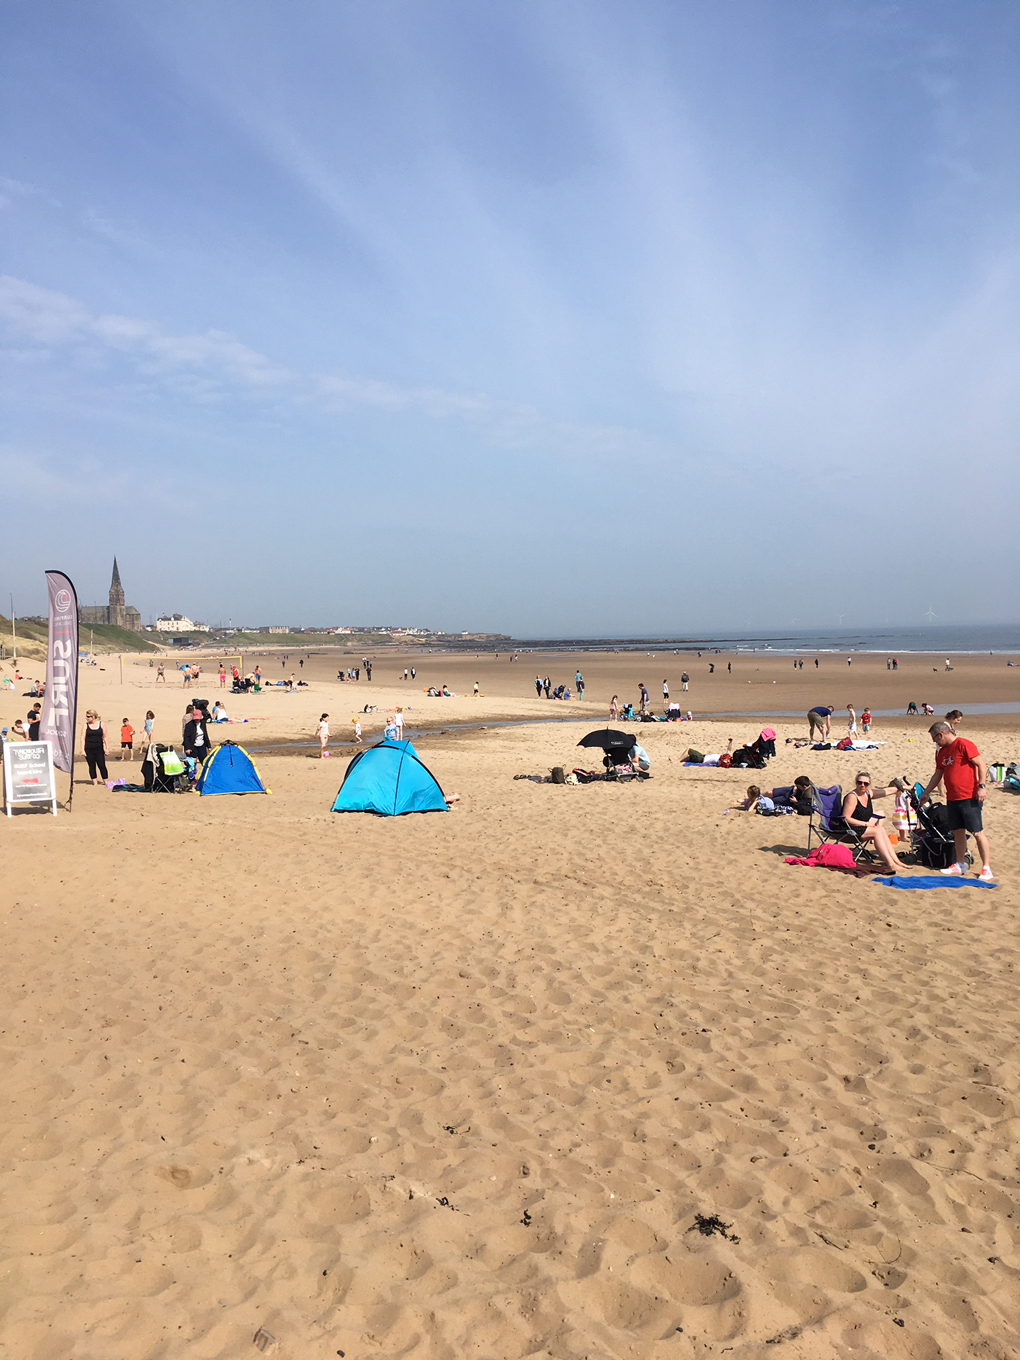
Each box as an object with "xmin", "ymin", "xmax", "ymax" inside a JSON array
[
  {"xmin": 146, "ymin": 744, "xmax": 192, "ymax": 794},
  {"xmin": 603, "ymin": 749, "xmax": 637, "ymax": 780},
  {"xmin": 908, "ymin": 784, "xmax": 962, "ymax": 869}
]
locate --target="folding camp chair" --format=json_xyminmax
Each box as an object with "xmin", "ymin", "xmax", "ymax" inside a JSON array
[{"xmin": 806, "ymin": 784, "xmax": 873, "ymax": 862}]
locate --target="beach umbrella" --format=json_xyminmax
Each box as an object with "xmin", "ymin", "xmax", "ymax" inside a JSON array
[{"xmin": 577, "ymin": 728, "xmax": 633, "ymax": 750}]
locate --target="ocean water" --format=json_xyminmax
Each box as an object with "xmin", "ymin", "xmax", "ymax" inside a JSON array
[{"xmin": 514, "ymin": 624, "xmax": 1020, "ymax": 655}]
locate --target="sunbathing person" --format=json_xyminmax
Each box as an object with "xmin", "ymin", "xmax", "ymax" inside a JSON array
[{"xmin": 842, "ymin": 771, "xmax": 908, "ymax": 872}]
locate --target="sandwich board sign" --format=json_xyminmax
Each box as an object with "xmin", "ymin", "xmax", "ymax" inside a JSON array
[{"xmin": 3, "ymin": 739, "xmax": 58, "ymax": 816}]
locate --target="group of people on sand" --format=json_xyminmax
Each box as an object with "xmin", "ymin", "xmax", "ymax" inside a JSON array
[
  {"xmin": 314, "ymin": 708, "xmax": 404, "ymax": 757},
  {"xmin": 725, "ymin": 710, "xmax": 993, "ymax": 880}
]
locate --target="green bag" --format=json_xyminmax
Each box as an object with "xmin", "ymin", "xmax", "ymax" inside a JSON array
[{"xmin": 160, "ymin": 747, "xmax": 185, "ymax": 775}]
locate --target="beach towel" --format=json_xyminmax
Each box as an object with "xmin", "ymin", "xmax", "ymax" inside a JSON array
[
  {"xmin": 872, "ymin": 876, "xmax": 997, "ymax": 890},
  {"xmin": 785, "ymin": 844, "xmax": 856, "ymax": 870}
]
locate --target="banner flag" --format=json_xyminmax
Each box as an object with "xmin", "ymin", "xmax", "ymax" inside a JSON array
[{"xmin": 38, "ymin": 571, "xmax": 79, "ymax": 775}]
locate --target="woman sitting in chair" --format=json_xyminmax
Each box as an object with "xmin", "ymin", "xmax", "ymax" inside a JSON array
[{"xmin": 842, "ymin": 771, "xmax": 908, "ymax": 873}]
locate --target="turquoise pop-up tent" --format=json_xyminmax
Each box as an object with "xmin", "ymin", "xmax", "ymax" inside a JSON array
[
  {"xmin": 195, "ymin": 742, "xmax": 270, "ymax": 795},
  {"xmin": 331, "ymin": 739, "xmax": 446, "ymax": 816}
]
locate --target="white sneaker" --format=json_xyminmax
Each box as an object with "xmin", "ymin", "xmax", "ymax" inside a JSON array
[
  {"xmin": 939, "ymin": 862, "xmax": 965, "ymax": 876},
  {"xmin": 978, "ymin": 866, "xmax": 996, "ymax": 882}
]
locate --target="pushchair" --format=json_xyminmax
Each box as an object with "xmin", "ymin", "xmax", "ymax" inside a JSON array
[
  {"xmin": 603, "ymin": 749, "xmax": 638, "ymax": 780},
  {"xmin": 908, "ymin": 784, "xmax": 963, "ymax": 869},
  {"xmin": 146, "ymin": 744, "xmax": 192, "ymax": 794}
]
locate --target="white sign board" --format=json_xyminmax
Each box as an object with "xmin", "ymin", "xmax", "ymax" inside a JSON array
[{"xmin": 3, "ymin": 739, "xmax": 58, "ymax": 816}]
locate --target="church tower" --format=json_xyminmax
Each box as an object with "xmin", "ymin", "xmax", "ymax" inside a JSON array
[
  {"xmin": 109, "ymin": 557, "xmax": 125, "ymax": 609},
  {"xmin": 80, "ymin": 558, "xmax": 141, "ymax": 631}
]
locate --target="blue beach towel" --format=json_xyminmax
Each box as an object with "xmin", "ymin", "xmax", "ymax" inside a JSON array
[{"xmin": 873, "ymin": 876, "xmax": 997, "ymax": 890}]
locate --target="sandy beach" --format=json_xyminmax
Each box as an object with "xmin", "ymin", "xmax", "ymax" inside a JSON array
[{"xmin": 1, "ymin": 654, "xmax": 1018, "ymax": 1359}]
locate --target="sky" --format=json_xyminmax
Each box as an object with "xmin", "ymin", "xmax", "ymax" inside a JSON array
[{"xmin": 1, "ymin": 0, "xmax": 1018, "ymax": 636}]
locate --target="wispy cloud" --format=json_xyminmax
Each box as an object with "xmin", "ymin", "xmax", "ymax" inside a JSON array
[
  {"xmin": 0, "ymin": 273, "xmax": 670, "ymax": 463},
  {"xmin": 0, "ymin": 275, "xmax": 292, "ymax": 387},
  {"xmin": 318, "ymin": 372, "xmax": 670, "ymax": 461}
]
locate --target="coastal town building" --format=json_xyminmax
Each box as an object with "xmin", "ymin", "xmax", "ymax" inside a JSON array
[
  {"xmin": 154, "ymin": 614, "xmax": 210, "ymax": 633},
  {"xmin": 79, "ymin": 558, "xmax": 142, "ymax": 631}
]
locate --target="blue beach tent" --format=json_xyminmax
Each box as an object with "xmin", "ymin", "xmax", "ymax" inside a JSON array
[
  {"xmin": 331, "ymin": 739, "xmax": 447, "ymax": 816},
  {"xmin": 195, "ymin": 742, "xmax": 270, "ymax": 796}
]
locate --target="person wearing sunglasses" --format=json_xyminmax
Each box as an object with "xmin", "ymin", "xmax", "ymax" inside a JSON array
[{"xmin": 842, "ymin": 772, "xmax": 908, "ymax": 873}]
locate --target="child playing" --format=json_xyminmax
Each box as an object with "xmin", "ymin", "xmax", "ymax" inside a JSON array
[
  {"xmin": 352, "ymin": 717, "xmax": 362, "ymax": 744},
  {"xmin": 846, "ymin": 704, "xmax": 857, "ymax": 736},
  {"xmin": 316, "ymin": 713, "xmax": 330, "ymax": 758},
  {"xmin": 120, "ymin": 717, "xmax": 134, "ymax": 762},
  {"xmin": 861, "ymin": 708, "xmax": 872, "ymax": 734},
  {"xmin": 734, "ymin": 784, "xmax": 774, "ymax": 813}
]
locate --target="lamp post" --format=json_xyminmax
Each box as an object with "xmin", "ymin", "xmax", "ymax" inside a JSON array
[{"xmin": 9, "ymin": 593, "xmax": 15, "ymax": 663}]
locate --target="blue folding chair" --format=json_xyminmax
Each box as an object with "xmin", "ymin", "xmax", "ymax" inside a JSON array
[{"xmin": 807, "ymin": 784, "xmax": 872, "ymax": 861}]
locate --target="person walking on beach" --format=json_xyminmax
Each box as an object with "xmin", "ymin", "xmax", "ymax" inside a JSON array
[
  {"xmin": 394, "ymin": 708, "xmax": 404, "ymax": 740},
  {"xmin": 681, "ymin": 671, "xmax": 690, "ymax": 691},
  {"xmin": 218, "ymin": 664, "xmax": 226, "ymax": 688},
  {"xmin": 861, "ymin": 707, "xmax": 872, "ymax": 734},
  {"xmin": 155, "ymin": 663, "xmax": 165, "ymax": 683},
  {"xmin": 535, "ymin": 675, "xmax": 543, "ymax": 698},
  {"xmin": 609, "ymin": 695, "xmax": 619, "ymax": 719},
  {"xmin": 639, "ymin": 682, "xmax": 649, "ymax": 713},
  {"xmin": 352, "ymin": 717, "xmax": 362, "ymax": 744},
  {"xmin": 543, "ymin": 676, "xmax": 551, "ymax": 698},
  {"xmin": 316, "ymin": 713, "xmax": 330, "ymax": 758},
  {"xmin": 410, "ymin": 667, "xmax": 416, "ymax": 681},
  {"xmin": 473, "ymin": 681, "xmax": 480, "ymax": 697},
  {"xmin": 920, "ymin": 721, "xmax": 994, "ymax": 880},
  {"xmin": 83, "ymin": 710, "xmax": 109, "ymax": 785}
]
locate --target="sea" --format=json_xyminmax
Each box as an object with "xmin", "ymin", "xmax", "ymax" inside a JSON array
[{"xmin": 510, "ymin": 624, "xmax": 1020, "ymax": 656}]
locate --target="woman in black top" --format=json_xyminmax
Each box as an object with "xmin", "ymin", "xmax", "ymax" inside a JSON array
[
  {"xmin": 182, "ymin": 706, "xmax": 211, "ymax": 767},
  {"xmin": 842, "ymin": 771, "xmax": 905, "ymax": 872}
]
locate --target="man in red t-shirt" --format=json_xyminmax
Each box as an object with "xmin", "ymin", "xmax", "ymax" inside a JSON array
[{"xmin": 920, "ymin": 721, "xmax": 993, "ymax": 880}]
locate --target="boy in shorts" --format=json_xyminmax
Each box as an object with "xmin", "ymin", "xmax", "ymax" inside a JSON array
[{"xmin": 120, "ymin": 718, "xmax": 134, "ymax": 761}]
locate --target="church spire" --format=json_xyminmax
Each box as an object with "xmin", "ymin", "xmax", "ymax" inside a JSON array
[{"xmin": 109, "ymin": 557, "xmax": 125, "ymax": 608}]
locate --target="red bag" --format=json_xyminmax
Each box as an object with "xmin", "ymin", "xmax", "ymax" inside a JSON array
[
  {"xmin": 717, "ymin": 752, "xmax": 733, "ymax": 767},
  {"xmin": 835, "ymin": 736, "xmax": 853, "ymax": 750}
]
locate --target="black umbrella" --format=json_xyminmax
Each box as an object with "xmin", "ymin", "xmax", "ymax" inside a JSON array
[{"xmin": 577, "ymin": 728, "xmax": 634, "ymax": 751}]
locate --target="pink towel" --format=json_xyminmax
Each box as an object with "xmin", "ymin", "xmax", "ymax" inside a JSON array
[{"xmin": 785, "ymin": 844, "xmax": 856, "ymax": 870}]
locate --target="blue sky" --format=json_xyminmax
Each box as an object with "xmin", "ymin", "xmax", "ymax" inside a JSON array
[{"xmin": 1, "ymin": 0, "xmax": 1017, "ymax": 634}]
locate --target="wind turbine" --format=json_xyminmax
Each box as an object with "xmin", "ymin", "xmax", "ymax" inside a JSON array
[{"xmin": 924, "ymin": 605, "xmax": 937, "ymax": 624}]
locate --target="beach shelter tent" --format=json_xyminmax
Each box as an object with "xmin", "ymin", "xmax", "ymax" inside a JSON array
[
  {"xmin": 331, "ymin": 739, "xmax": 446, "ymax": 816},
  {"xmin": 195, "ymin": 742, "xmax": 270, "ymax": 796}
]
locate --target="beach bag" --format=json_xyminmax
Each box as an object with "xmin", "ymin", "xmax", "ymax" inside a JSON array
[
  {"xmin": 160, "ymin": 747, "xmax": 185, "ymax": 775},
  {"xmin": 717, "ymin": 752, "xmax": 733, "ymax": 767},
  {"xmin": 835, "ymin": 736, "xmax": 853, "ymax": 751},
  {"xmin": 550, "ymin": 766, "xmax": 566, "ymax": 784}
]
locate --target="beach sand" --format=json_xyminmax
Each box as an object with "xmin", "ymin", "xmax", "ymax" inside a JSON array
[{"xmin": 1, "ymin": 655, "xmax": 1019, "ymax": 1358}]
